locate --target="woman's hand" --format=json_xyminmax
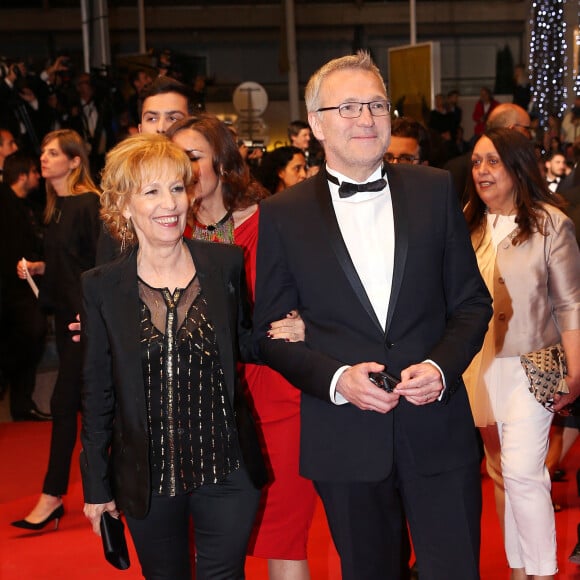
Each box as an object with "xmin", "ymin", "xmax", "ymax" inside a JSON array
[
  {"xmin": 267, "ymin": 309, "xmax": 305, "ymax": 342},
  {"xmin": 553, "ymin": 374, "xmax": 580, "ymax": 413},
  {"xmin": 84, "ymin": 500, "xmax": 119, "ymax": 536},
  {"xmin": 553, "ymin": 330, "xmax": 580, "ymax": 413},
  {"xmin": 16, "ymin": 258, "xmax": 45, "ymax": 279}
]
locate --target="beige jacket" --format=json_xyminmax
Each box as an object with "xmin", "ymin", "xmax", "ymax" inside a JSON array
[{"xmin": 471, "ymin": 203, "xmax": 580, "ymax": 358}]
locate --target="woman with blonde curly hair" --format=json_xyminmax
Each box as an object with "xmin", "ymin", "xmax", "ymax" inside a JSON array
[
  {"xmin": 80, "ymin": 133, "xmax": 271, "ymax": 579},
  {"xmin": 12, "ymin": 129, "xmax": 101, "ymax": 531}
]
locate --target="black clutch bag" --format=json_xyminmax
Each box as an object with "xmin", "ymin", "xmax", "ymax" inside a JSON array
[{"xmin": 100, "ymin": 512, "xmax": 130, "ymax": 570}]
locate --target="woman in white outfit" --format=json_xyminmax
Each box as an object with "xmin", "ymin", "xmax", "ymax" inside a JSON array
[{"xmin": 463, "ymin": 127, "xmax": 580, "ymax": 580}]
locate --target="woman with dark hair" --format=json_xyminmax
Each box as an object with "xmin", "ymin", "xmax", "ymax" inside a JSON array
[
  {"xmin": 167, "ymin": 115, "xmax": 316, "ymax": 580},
  {"xmin": 12, "ymin": 129, "xmax": 101, "ymax": 530},
  {"xmin": 463, "ymin": 127, "xmax": 580, "ymax": 579},
  {"xmin": 258, "ymin": 146, "xmax": 307, "ymax": 194}
]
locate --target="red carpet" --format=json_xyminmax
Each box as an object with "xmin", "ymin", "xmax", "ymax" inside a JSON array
[{"xmin": 2, "ymin": 420, "xmax": 580, "ymax": 579}]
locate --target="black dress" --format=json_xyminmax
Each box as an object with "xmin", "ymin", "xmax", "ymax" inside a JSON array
[{"xmin": 41, "ymin": 191, "xmax": 101, "ymax": 496}]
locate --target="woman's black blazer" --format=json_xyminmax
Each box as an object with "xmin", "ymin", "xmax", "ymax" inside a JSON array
[{"xmin": 79, "ymin": 237, "xmax": 267, "ymax": 518}]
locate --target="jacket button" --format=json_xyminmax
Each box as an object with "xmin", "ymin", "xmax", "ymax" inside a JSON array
[
  {"xmin": 498, "ymin": 277, "xmax": 505, "ymax": 284},
  {"xmin": 385, "ymin": 341, "xmax": 394, "ymax": 349},
  {"xmin": 497, "ymin": 313, "xmax": 506, "ymax": 321}
]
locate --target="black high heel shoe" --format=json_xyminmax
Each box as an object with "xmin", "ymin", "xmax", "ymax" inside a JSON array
[{"xmin": 11, "ymin": 505, "xmax": 64, "ymax": 531}]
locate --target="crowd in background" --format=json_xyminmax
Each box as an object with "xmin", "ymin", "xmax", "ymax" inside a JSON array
[
  {"xmin": 1, "ymin": 46, "xmax": 580, "ymax": 580},
  {"xmin": 1, "ymin": 51, "xmax": 579, "ymax": 187}
]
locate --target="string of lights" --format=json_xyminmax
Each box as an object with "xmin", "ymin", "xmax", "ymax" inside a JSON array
[
  {"xmin": 574, "ymin": 23, "xmax": 580, "ymax": 98},
  {"xmin": 528, "ymin": 0, "xmax": 568, "ymax": 133}
]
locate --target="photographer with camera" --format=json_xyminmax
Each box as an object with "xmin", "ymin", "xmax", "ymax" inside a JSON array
[{"xmin": 0, "ymin": 58, "xmax": 55, "ymax": 155}]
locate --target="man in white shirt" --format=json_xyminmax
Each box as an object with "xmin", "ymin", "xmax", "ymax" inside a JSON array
[{"xmin": 254, "ymin": 51, "xmax": 492, "ymax": 580}]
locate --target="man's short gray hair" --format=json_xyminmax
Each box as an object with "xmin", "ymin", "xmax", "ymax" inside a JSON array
[{"xmin": 305, "ymin": 51, "xmax": 387, "ymax": 114}]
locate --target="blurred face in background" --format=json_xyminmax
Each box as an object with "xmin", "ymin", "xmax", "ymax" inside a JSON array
[
  {"xmin": 278, "ymin": 152, "xmax": 307, "ymax": 190},
  {"xmin": 133, "ymin": 71, "xmax": 153, "ymax": 95},
  {"xmin": 24, "ymin": 165, "xmax": 41, "ymax": 193},
  {"xmin": 545, "ymin": 154, "xmax": 567, "ymax": 179},
  {"xmin": 385, "ymin": 136, "xmax": 420, "ymax": 165},
  {"xmin": 40, "ymin": 138, "xmax": 79, "ymax": 186},
  {"xmin": 76, "ymin": 74, "xmax": 94, "ymax": 103},
  {"xmin": 291, "ymin": 128, "xmax": 311, "ymax": 151},
  {"xmin": 171, "ymin": 128, "xmax": 222, "ymax": 204},
  {"xmin": 140, "ymin": 92, "xmax": 189, "ymax": 134},
  {"xmin": 0, "ymin": 130, "xmax": 18, "ymax": 165}
]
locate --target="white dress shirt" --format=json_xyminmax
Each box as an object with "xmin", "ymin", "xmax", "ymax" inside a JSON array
[
  {"xmin": 325, "ymin": 165, "xmax": 446, "ymax": 404},
  {"xmin": 326, "ymin": 165, "xmax": 394, "ymax": 404}
]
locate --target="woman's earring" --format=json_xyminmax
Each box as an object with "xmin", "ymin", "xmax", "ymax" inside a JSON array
[{"xmin": 120, "ymin": 221, "xmax": 128, "ymax": 253}]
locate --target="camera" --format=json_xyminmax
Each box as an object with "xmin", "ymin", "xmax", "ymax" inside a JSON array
[
  {"xmin": 368, "ymin": 371, "xmax": 399, "ymax": 393},
  {"xmin": 243, "ymin": 140, "xmax": 266, "ymax": 154}
]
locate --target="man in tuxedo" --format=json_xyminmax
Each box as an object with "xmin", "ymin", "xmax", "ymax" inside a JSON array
[
  {"xmin": 0, "ymin": 151, "xmax": 48, "ymax": 421},
  {"xmin": 253, "ymin": 52, "xmax": 492, "ymax": 580},
  {"xmin": 544, "ymin": 151, "xmax": 568, "ymax": 192}
]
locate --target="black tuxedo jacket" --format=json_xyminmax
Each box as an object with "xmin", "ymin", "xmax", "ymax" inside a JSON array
[
  {"xmin": 253, "ymin": 164, "xmax": 492, "ymax": 482},
  {"xmin": 79, "ymin": 238, "xmax": 266, "ymax": 518}
]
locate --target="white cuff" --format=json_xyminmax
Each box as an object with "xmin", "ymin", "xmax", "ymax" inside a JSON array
[
  {"xmin": 330, "ymin": 365, "xmax": 351, "ymax": 405},
  {"xmin": 424, "ymin": 359, "xmax": 446, "ymax": 401}
]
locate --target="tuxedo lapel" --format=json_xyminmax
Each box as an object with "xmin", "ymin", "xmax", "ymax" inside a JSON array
[
  {"xmin": 314, "ymin": 173, "xmax": 383, "ymax": 334},
  {"xmin": 384, "ymin": 165, "xmax": 409, "ymax": 334}
]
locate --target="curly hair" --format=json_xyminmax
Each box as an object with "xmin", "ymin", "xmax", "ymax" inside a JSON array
[
  {"xmin": 100, "ymin": 133, "xmax": 193, "ymax": 246},
  {"xmin": 464, "ymin": 127, "xmax": 566, "ymax": 246},
  {"xmin": 166, "ymin": 114, "xmax": 268, "ymax": 212}
]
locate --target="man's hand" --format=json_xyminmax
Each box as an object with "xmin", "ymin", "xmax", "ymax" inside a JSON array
[
  {"xmin": 336, "ymin": 362, "xmax": 400, "ymax": 413},
  {"xmin": 18, "ymin": 87, "xmax": 37, "ymax": 104},
  {"xmin": 394, "ymin": 362, "xmax": 443, "ymax": 406}
]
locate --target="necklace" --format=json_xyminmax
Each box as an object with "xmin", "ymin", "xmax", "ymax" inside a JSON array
[{"xmin": 192, "ymin": 211, "xmax": 235, "ymax": 244}]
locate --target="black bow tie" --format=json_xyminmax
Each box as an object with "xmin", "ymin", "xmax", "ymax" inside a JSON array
[{"xmin": 326, "ymin": 168, "xmax": 387, "ymax": 198}]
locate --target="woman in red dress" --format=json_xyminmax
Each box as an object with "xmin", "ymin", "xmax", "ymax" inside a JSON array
[
  {"xmin": 472, "ymin": 86, "xmax": 499, "ymax": 138},
  {"xmin": 167, "ymin": 115, "xmax": 317, "ymax": 580}
]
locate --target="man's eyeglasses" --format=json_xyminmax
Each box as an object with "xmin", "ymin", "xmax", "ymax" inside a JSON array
[
  {"xmin": 316, "ymin": 100, "xmax": 391, "ymax": 119},
  {"xmin": 385, "ymin": 153, "xmax": 419, "ymax": 164}
]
